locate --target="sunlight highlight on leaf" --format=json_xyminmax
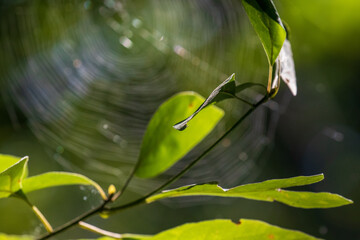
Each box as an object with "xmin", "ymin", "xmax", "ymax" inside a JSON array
[
  {"xmin": 135, "ymin": 92, "xmax": 224, "ymax": 178},
  {"xmin": 22, "ymin": 172, "xmax": 107, "ymax": 200}
]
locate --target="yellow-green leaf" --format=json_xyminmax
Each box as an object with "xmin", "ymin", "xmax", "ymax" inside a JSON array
[
  {"xmin": 135, "ymin": 92, "xmax": 224, "ymax": 178},
  {"xmin": 147, "ymin": 174, "xmax": 353, "ymax": 208},
  {"xmin": 0, "ymin": 156, "xmax": 28, "ymax": 198},
  {"xmin": 0, "ymin": 233, "xmax": 33, "ymax": 240},
  {"xmin": 22, "ymin": 172, "xmax": 107, "ymax": 200},
  {"xmin": 0, "ymin": 154, "xmax": 22, "ymax": 173},
  {"xmin": 78, "ymin": 219, "xmax": 319, "ymax": 240}
]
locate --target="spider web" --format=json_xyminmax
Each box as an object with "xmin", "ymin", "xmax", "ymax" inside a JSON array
[{"xmin": 0, "ymin": 0, "xmax": 282, "ymax": 196}]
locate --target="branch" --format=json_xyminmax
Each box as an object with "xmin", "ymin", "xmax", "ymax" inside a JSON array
[
  {"xmin": 36, "ymin": 199, "xmax": 111, "ymax": 240},
  {"xmin": 37, "ymin": 94, "xmax": 269, "ymax": 239},
  {"xmin": 107, "ymin": 94, "xmax": 269, "ymax": 213}
]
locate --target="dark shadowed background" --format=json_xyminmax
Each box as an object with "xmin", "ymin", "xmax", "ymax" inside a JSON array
[{"xmin": 0, "ymin": 0, "xmax": 359, "ymax": 239}]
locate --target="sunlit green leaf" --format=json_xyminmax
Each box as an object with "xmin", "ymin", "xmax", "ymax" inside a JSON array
[
  {"xmin": 0, "ymin": 233, "xmax": 33, "ymax": 240},
  {"xmin": 147, "ymin": 174, "xmax": 353, "ymax": 208},
  {"xmin": 0, "ymin": 155, "xmax": 107, "ymax": 200},
  {"xmin": 242, "ymin": 0, "xmax": 287, "ymax": 65},
  {"xmin": 79, "ymin": 219, "xmax": 319, "ymax": 240},
  {"xmin": 135, "ymin": 92, "xmax": 224, "ymax": 178},
  {"xmin": 147, "ymin": 219, "xmax": 320, "ymax": 240},
  {"xmin": 0, "ymin": 154, "xmax": 22, "ymax": 173},
  {"xmin": 0, "ymin": 156, "xmax": 28, "ymax": 198},
  {"xmin": 22, "ymin": 172, "xmax": 107, "ymax": 200},
  {"xmin": 0, "ymin": 154, "xmax": 28, "ymax": 179}
]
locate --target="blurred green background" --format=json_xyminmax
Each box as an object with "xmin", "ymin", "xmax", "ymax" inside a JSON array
[{"xmin": 0, "ymin": 0, "xmax": 359, "ymax": 239}]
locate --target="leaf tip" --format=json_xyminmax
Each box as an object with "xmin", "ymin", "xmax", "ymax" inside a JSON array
[{"xmin": 173, "ymin": 121, "xmax": 187, "ymax": 131}]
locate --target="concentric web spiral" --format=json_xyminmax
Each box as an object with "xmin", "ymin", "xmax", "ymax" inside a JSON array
[{"xmin": 0, "ymin": 0, "xmax": 282, "ymax": 196}]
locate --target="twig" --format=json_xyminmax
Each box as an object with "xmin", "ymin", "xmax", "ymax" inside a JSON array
[
  {"xmin": 32, "ymin": 206, "xmax": 54, "ymax": 233},
  {"xmin": 37, "ymin": 94, "xmax": 269, "ymax": 239},
  {"xmin": 106, "ymin": 94, "xmax": 269, "ymax": 213}
]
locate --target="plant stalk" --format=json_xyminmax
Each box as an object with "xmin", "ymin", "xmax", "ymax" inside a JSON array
[
  {"xmin": 37, "ymin": 198, "xmax": 112, "ymax": 240},
  {"xmin": 107, "ymin": 94, "xmax": 269, "ymax": 213},
  {"xmin": 267, "ymin": 65, "xmax": 273, "ymax": 93},
  {"xmin": 37, "ymin": 94, "xmax": 269, "ymax": 240},
  {"xmin": 14, "ymin": 191, "xmax": 54, "ymax": 233},
  {"xmin": 32, "ymin": 206, "xmax": 54, "ymax": 233}
]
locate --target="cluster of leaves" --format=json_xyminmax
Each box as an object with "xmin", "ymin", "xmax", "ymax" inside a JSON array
[
  {"xmin": 0, "ymin": 0, "xmax": 353, "ymax": 239},
  {"xmin": 0, "ymin": 153, "xmax": 352, "ymax": 239}
]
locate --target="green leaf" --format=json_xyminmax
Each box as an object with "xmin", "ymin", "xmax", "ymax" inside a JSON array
[
  {"xmin": 0, "ymin": 156, "xmax": 28, "ymax": 198},
  {"xmin": 242, "ymin": 0, "xmax": 287, "ymax": 65},
  {"xmin": 147, "ymin": 219, "xmax": 319, "ymax": 240},
  {"xmin": 0, "ymin": 154, "xmax": 22, "ymax": 173},
  {"xmin": 0, "ymin": 233, "xmax": 33, "ymax": 240},
  {"xmin": 0, "ymin": 155, "xmax": 107, "ymax": 200},
  {"xmin": 147, "ymin": 174, "xmax": 353, "ymax": 208},
  {"xmin": 173, "ymin": 74, "xmax": 267, "ymax": 131},
  {"xmin": 235, "ymin": 82, "xmax": 267, "ymax": 94},
  {"xmin": 173, "ymin": 74, "xmax": 235, "ymax": 131},
  {"xmin": 22, "ymin": 172, "xmax": 107, "ymax": 200},
  {"xmin": 79, "ymin": 219, "xmax": 320, "ymax": 240},
  {"xmin": 0, "ymin": 154, "xmax": 28, "ymax": 179},
  {"xmin": 135, "ymin": 92, "xmax": 224, "ymax": 178}
]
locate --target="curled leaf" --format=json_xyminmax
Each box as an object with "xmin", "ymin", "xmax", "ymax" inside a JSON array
[
  {"xmin": 173, "ymin": 74, "xmax": 265, "ymax": 131},
  {"xmin": 173, "ymin": 74, "xmax": 235, "ymax": 131},
  {"xmin": 278, "ymin": 39, "xmax": 297, "ymax": 95}
]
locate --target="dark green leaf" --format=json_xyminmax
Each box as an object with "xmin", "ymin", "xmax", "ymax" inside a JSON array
[
  {"xmin": 0, "ymin": 156, "xmax": 28, "ymax": 198},
  {"xmin": 135, "ymin": 92, "xmax": 224, "ymax": 178},
  {"xmin": 22, "ymin": 172, "xmax": 107, "ymax": 200},
  {"xmin": 235, "ymin": 82, "xmax": 267, "ymax": 93},
  {"xmin": 147, "ymin": 174, "xmax": 353, "ymax": 208},
  {"xmin": 242, "ymin": 0, "xmax": 287, "ymax": 65}
]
